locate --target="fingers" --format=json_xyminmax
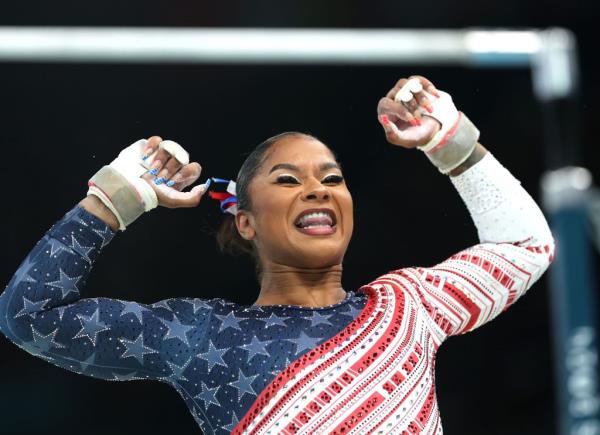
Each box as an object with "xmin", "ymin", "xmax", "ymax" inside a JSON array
[
  {"xmin": 378, "ymin": 75, "xmax": 443, "ymax": 149},
  {"xmin": 141, "ymin": 136, "xmax": 166, "ymax": 181},
  {"xmin": 413, "ymin": 91, "xmax": 434, "ymax": 114},
  {"xmin": 386, "ymin": 77, "xmax": 408, "ymax": 100},
  {"xmin": 155, "ymin": 158, "xmax": 183, "ymax": 186},
  {"xmin": 142, "ymin": 136, "xmax": 162, "ymax": 159},
  {"xmin": 150, "ymin": 145, "xmax": 174, "ymax": 172},
  {"xmin": 138, "ymin": 136, "xmax": 207, "ymax": 208},
  {"xmin": 155, "ymin": 162, "xmax": 204, "ymax": 208},
  {"xmin": 385, "ymin": 76, "xmax": 439, "ymax": 120},
  {"xmin": 378, "ymin": 114, "xmax": 404, "ymax": 146},
  {"xmin": 143, "ymin": 138, "xmax": 172, "ymax": 169},
  {"xmin": 386, "ymin": 75, "xmax": 440, "ymax": 100},
  {"xmin": 167, "ymin": 162, "xmax": 202, "ymax": 190},
  {"xmin": 155, "ymin": 183, "xmax": 207, "ymax": 209},
  {"xmin": 379, "ymin": 115, "xmax": 440, "ymax": 148},
  {"xmin": 377, "ymin": 97, "xmax": 419, "ymax": 127},
  {"xmin": 409, "ymin": 75, "xmax": 441, "ymax": 98},
  {"xmin": 141, "ymin": 159, "xmax": 164, "ymax": 183},
  {"xmin": 394, "ymin": 77, "xmax": 422, "ymax": 104},
  {"xmin": 403, "ymin": 97, "xmax": 422, "ymax": 119},
  {"xmin": 142, "ymin": 138, "xmax": 189, "ymax": 185},
  {"xmin": 394, "ymin": 79, "xmax": 430, "ymax": 119}
]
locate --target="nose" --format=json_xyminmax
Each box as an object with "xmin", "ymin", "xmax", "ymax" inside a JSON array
[{"xmin": 302, "ymin": 179, "xmax": 330, "ymax": 202}]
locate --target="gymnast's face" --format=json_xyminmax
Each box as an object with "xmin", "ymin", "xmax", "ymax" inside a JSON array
[{"xmin": 237, "ymin": 135, "xmax": 353, "ymax": 269}]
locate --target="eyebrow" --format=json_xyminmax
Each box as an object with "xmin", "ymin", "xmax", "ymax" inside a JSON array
[{"xmin": 268, "ymin": 162, "xmax": 341, "ymax": 174}]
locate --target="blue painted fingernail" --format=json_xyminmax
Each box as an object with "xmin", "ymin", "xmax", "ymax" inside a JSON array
[
  {"xmin": 154, "ymin": 177, "xmax": 166, "ymax": 185},
  {"xmin": 142, "ymin": 154, "xmax": 150, "ymax": 161},
  {"xmin": 149, "ymin": 168, "xmax": 159, "ymax": 176},
  {"xmin": 166, "ymin": 180, "xmax": 176, "ymax": 187}
]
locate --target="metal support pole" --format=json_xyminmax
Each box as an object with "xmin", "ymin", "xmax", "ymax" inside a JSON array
[{"xmin": 536, "ymin": 29, "xmax": 600, "ymax": 435}]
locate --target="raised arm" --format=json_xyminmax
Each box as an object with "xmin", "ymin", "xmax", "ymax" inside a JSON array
[
  {"xmin": 375, "ymin": 76, "xmax": 554, "ymax": 342},
  {"xmin": 0, "ymin": 136, "xmax": 211, "ymax": 381}
]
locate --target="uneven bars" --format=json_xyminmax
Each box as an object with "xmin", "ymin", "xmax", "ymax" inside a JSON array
[{"xmin": 0, "ymin": 27, "xmax": 544, "ymax": 65}]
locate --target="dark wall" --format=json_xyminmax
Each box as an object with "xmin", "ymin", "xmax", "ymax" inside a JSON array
[{"xmin": 1, "ymin": 1, "xmax": 598, "ymax": 434}]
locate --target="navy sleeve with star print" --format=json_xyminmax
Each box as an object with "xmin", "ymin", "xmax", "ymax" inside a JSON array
[
  {"xmin": 0, "ymin": 204, "xmax": 215, "ymax": 382},
  {"xmin": 0, "ymin": 204, "xmax": 366, "ymax": 434}
]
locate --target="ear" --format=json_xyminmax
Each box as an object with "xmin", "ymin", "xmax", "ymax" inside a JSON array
[{"xmin": 235, "ymin": 210, "xmax": 256, "ymax": 241}]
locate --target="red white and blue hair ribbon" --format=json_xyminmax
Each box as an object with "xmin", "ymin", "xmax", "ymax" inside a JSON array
[{"xmin": 206, "ymin": 177, "xmax": 238, "ymax": 216}]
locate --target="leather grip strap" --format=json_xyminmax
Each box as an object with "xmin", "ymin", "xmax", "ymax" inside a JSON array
[
  {"xmin": 88, "ymin": 166, "xmax": 146, "ymax": 231},
  {"xmin": 420, "ymin": 112, "xmax": 480, "ymax": 174}
]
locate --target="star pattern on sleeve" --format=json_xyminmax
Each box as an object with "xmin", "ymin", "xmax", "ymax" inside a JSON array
[
  {"xmin": 47, "ymin": 268, "xmax": 82, "ymax": 298},
  {"xmin": 70, "ymin": 235, "xmax": 94, "ymax": 263},
  {"xmin": 291, "ymin": 331, "xmax": 322, "ymax": 356},
  {"xmin": 74, "ymin": 216, "xmax": 89, "ymax": 227},
  {"xmin": 215, "ymin": 311, "xmax": 244, "ymax": 333},
  {"xmin": 47, "ymin": 238, "xmax": 74, "ymax": 259},
  {"xmin": 73, "ymin": 308, "xmax": 110, "ymax": 346},
  {"xmin": 92, "ymin": 226, "xmax": 114, "ymax": 249},
  {"xmin": 56, "ymin": 305, "xmax": 68, "ymax": 321},
  {"xmin": 269, "ymin": 354, "xmax": 294, "ymax": 377},
  {"xmin": 24, "ymin": 325, "xmax": 66, "ymax": 355},
  {"xmin": 223, "ymin": 412, "xmax": 240, "ymax": 432},
  {"xmin": 195, "ymin": 381, "xmax": 222, "ymax": 409},
  {"xmin": 263, "ymin": 312, "xmax": 289, "ymax": 328},
  {"xmin": 118, "ymin": 332, "xmax": 158, "ymax": 365},
  {"xmin": 152, "ymin": 300, "xmax": 174, "ymax": 312},
  {"xmin": 119, "ymin": 301, "xmax": 150, "ymax": 324},
  {"xmin": 12, "ymin": 256, "xmax": 38, "ymax": 286},
  {"xmin": 158, "ymin": 313, "xmax": 194, "ymax": 346},
  {"xmin": 14, "ymin": 296, "xmax": 51, "ymax": 319},
  {"xmin": 165, "ymin": 356, "xmax": 193, "ymax": 383},
  {"xmin": 241, "ymin": 336, "xmax": 271, "ymax": 360},
  {"xmin": 197, "ymin": 340, "xmax": 228, "ymax": 371},
  {"xmin": 308, "ymin": 310, "xmax": 333, "ymax": 327},
  {"xmin": 230, "ymin": 368, "xmax": 259, "ymax": 401},
  {"xmin": 186, "ymin": 298, "xmax": 211, "ymax": 315},
  {"xmin": 348, "ymin": 303, "xmax": 363, "ymax": 319}
]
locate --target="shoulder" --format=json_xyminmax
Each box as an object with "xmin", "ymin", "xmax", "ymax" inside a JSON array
[{"xmin": 360, "ymin": 267, "xmax": 420, "ymax": 293}]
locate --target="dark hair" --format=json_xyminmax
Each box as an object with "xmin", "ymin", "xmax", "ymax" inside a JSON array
[{"xmin": 216, "ymin": 132, "xmax": 318, "ymax": 275}]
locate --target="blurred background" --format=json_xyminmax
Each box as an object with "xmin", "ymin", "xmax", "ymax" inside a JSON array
[{"xmin": 1, "ymin": 1, "xmax": 599, "ymax": 434}]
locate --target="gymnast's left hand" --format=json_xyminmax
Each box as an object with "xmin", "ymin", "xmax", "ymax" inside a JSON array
[
  {"xmin": 140, "ymin": 136, "xmax": 205, "ymax": 209},
  {"xmin": 377, "ymin": 75, "xmax": 442, "ymax": 149}
]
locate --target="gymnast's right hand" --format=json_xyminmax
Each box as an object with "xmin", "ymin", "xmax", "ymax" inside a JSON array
[{"xmin": 86, "ymin": 135, "xmax": 206, "ymax": 231}]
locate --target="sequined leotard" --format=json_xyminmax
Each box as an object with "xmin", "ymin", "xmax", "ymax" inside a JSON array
[{"xmin": 0, "ymin": 153, "xmax": 554, "ymax": 434}]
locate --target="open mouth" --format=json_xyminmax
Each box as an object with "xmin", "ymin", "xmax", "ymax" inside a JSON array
[{"xmin": 294, "ymin": 208, "xmax": 337, "ymax": 236}]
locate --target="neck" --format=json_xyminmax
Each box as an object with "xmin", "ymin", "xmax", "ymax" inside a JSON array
[{"xmin": 254, "ymin": 262, "xmax": 345, "ymax": 308}]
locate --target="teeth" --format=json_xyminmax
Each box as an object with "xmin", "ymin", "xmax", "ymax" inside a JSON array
[
  {"xmin": 304, "ymin": 212, "xmax": 329, "ymax": 220},
  {"xmin": 297, "ymin": 211, "xmax": 334, "ymax": 227}
]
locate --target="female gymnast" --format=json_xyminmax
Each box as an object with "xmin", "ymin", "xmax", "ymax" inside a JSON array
[{"xmin": 0, "ymin": 75, "xmax": 554, "ymax": 434}]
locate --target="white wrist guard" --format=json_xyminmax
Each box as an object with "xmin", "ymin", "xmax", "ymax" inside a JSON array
[
  {"xmin": 417, "ymin": 90, "xmax": 480, "ymax": 174},
  {"xmin": 87, "ymin": 139, "xmax": 189, "ymax": 231}
]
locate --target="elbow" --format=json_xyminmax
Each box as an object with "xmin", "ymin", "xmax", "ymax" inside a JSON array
[
  {"xmin": 517, "ymin": 229, "xmax": 555, "ymax": 276},
  {"xmin": 528, "ymin": 220, "xmax": 555, "ymax": 267},
  {"xmin": 548, "ymin": 234, "xmax": 556, "ymax": 263},
  {"xmin": 546, "ymin": 235, "xmax": 556, "ymax": 271},
  {"xmin": 541, "ymin": 223, "xmax": 556, "ymax": 264},
  {"xmin": 537, "ymin": 232, "xmax": 556, "ymax": 273}
]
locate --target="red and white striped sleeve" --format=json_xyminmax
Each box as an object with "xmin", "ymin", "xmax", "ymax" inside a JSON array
[{"xmin": 399, "ymin": 152, "xmax": 555, "ymax": 341}]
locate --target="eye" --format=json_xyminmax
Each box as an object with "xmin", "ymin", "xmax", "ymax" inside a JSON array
[
  {"xmin": 322, "ymin": 174, "xmax": 344, "ymax": 184},
  {"xmin": 276, "ymin": 174, "xmax": 300, "ymax": 184}
]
